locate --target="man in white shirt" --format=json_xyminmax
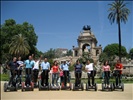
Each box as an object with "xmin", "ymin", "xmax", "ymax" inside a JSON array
[
  {"xmin": 32, "ymin": 56, "xmax": 42, "ymax": 86},
  {"xmin": 85, "ymin": 60, "xmax": 96, "ymax": 86}
]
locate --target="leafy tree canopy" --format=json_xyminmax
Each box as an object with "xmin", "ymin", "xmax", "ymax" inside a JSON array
[
  {"xmin": 0, "ymin": 19, "xmax": 38, "ymax": 63},
  {"xmin": 103, "ymin": 43, "xmax": 127, "ymax": 57}
]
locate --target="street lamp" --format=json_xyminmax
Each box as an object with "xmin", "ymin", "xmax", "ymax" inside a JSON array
[{"xmin": 129, "ymin": 59, "xmax": 131, "ymax": 77}]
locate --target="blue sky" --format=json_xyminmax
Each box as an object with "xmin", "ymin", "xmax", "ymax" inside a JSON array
[{"xmin": 1, "ymin": 1, "xmax": 133, "ymax": 53}]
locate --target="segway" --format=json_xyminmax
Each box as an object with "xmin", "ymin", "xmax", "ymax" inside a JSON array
[
  {"xmin": 101, "ymin": 71, "xmax": 113, "ymax": 91},
  {"xmin": 113, "ymin": 70, "xmax": 124, "ymax": 91},
  {"xmin": 21, "ymin": 81, "xmax": 34, "ymax": 91},
  {"xmin": 38, "ymin": 70, "xmax": 50, "ymax": 91},
  {"xmin": 16, "ymin": 70, "xmax": 23, "ymax": 89},
  {"xmin": 72, "ymin": 72, "xmax": 84, "ymax": 91},
  {"xmin": 86, "ymin": 70, "xmax": 97, "ymax": 91},
  {"xmin": 21, "ymin": 69, "xmax": 34, "ymax": 92},
  {"xmin": 4, "ymin": 70, "xmax": 18, "ymax": 92},
  {"xmin": 61, "ymin": 71, "xmax": 72, "ymax": 90},
  {"xmin": 49, "ymin": 73, "xmax": 60, "ymax": 90}
]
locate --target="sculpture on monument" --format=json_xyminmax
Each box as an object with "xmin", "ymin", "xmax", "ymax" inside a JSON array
[{"xmin": 83, "ymin": 25, "xmax": 91, "ymax": 31}]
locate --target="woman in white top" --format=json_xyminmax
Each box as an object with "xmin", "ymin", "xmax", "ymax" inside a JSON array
[
  {"xmin": 102, "ymin": 60, "xmax": 110, "ymax": 87},
  {"xmin": 85, "ymin": 60, "xmax": 96, "ymax": 86},
  {"xmin": 32, "ymin": 56, "xmax": 42, "ymax": 86}
]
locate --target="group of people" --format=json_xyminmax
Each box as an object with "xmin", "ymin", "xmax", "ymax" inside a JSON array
[{"xmin": 7, "ymin": 55, "xmax": 123, "ymax": 88}]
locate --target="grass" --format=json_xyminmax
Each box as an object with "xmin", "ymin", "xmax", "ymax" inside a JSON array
[{"xmin": 1, "ymin": 74, "xmax": 133, "ymax": 83}]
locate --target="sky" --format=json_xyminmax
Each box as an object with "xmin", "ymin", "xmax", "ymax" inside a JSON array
[{"xmin": 1, "ymin": 1, "xmax": 133, "ymax": 53}]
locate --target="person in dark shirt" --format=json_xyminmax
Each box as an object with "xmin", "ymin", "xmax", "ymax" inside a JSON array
[
  {"xmin": 7, "ymin": 57, "xmax": 18, "ymax": 86},
  {"xmin": 74, "ymin": 60, "xmax": 83, "ymax": 86},
  {"xmin": 17, "ymin": 56, "xmax": 24, "ymax": 86}
]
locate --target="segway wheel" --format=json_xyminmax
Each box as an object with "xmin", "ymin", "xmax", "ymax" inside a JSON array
[
  {"xmin": 102, "ymin": 83, "xmax": 104, "ymax": 91},
  {"xmin": 38, "ymin": 80, "xmax": 41, "ymax": 91},
  {"xmin": 31, "ymin": 82, "xmax": 34, "ymax": 91},
  {"xmin": 69, "ymin": 83, "xmax": 71, "ymax": 90},
  {"xmin": 95, "ymin": 83, "xmax": 97, "ymax": 91},
  {"xmin": 21, "ymin": 82, "xmax": 25, "ymax": 92},
  {"xmin": 81, "ymin": 83, "xmax": 84, "ymax": 91},
  {"xmin": 86, "ymin": 83, "xmax": 88, "ymax": 91},
  {"xmin": 121, "ymin": 83, "xmax": 124, "ymax": 91},
  {"xmin": 15, "ymin": 84, "xmax": 18, "ymax": 91},
  {"xmin": 47, "ymin": 84, "xmax": 50, "ymax": 90},
  {"xmin": 4, "ymin": 83, "xmax": 8, "ymax": 92},
  {"xmin": 113, "ymin": 83, "xmax": 115, "ymax": 90},
  {"xmin": 73, "ymin": 83, "xmax": 75, "ymax": 91},
  {"xmin": 70, "ymin": 83, "xmax": 73, "ymax": 90}
]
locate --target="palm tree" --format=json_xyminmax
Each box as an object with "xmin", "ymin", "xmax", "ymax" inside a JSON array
[
  {"xmin": 108, "ymin": 0, "xmax": 130, "ymax": 62},
  {"xmin": 9, "ymin": 34, "xmax": 30, "ymax": 57}
]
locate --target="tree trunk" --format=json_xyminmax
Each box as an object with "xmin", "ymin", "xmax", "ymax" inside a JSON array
[{"xmin": 118, "ymin": 19, "xmax": 121, "ymax": 62}]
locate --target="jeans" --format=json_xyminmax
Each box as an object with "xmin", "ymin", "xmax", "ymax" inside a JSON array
[
  {"xmin": 41, "ymin": 70, "xmax": 49, "ymax": 86},
  {"xmin": 75, "ymin": 72, "xmax": 82, "ymax": 86},
  {"xmin": 16, "ymin": 70, "xmax": 22, "ymax": 84},
  {"xmin": 63, "ymin": 71, "xmax": 69, "ymax": 86},
  {"xmin": 33, "ymin": 69, "xmax": 39, "ymax": 83},
  {"xmin": 87, "ymin": 73, "xmax": 94, "ymax": 86},
  {"xmin": 9, "ymin": 70, "xmax": 17, "ymax": 86},
  {"xmin": 116, "ymin": 74, "xmax": 122, "ymax": 86},
  {"xmin": 87, "ymin": 70, "xmax": 96, "ymax": 86},
  {"xmin": 104, "ymin": 71, "xmax": 110, "ymax": 85},
  {"xmin": 52, "ymin": 73, "xmax": 59, "ymax": 86},
  {"xmin": 25, "ymin": 68, "xmax": 32, "ymax": 86}
]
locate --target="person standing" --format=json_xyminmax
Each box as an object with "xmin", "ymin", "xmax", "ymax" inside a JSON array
[
  {"xmin": 16, "ymin": 56, "xmax": 24, "ymax": 86},
  {"xmin": 40, "ymin": 58, "xmax": 50, "ymax": 87},
  {"xmin": 102, "ymin": 60, "xmax": 111, "ymax": 87},
  {"xmin": 51, "ymin": 61, "xmax": 60, "ymax": 87},
  {"xmin": 74, "ymin": 60, "xmax": 83, "ymax": 86},
  {"xmin": 85, "ymin": 60, "xmax": 96, "ymax": 86},
  {"xmin": 24, "ymin": 55, "xmax": 34, "ymax": 87},
  {"xmin": 114, "ymin": 60, "xmax": 123, "ymax": 86},
  {"xmin": 7, "ymin": 57, "xmax": 18, "ymax": 87},
  {"xmin": 32, "ymin": 56, "xmax": 42, "ymax": 86},
  {"xmin": 60, "ymin": 60, "xmax": 71, "ymax": 87}
]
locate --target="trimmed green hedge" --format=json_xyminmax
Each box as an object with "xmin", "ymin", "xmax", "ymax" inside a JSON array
[{"xmin": 0, "ymin": 74, "xmax": 133, "ymax": 83}]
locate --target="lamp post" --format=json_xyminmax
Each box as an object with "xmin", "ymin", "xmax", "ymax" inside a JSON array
[{"xmin": 129, "ymin": 59, "xmax": 131, "ymax": 77}]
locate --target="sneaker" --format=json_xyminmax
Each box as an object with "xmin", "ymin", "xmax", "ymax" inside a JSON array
[
  {"xmin": 19, "ymin": 84, "xmax": 22, "ymax": 87},
  {"xmin": 24, "ymin": 86, "xmax": 26, "ymax": 88}
]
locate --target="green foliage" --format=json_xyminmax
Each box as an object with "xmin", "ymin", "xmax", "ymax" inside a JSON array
[
  {"xmin": 9, "ymin": 34, "xmax": 30, "ymax": 57},
  {"xmin": 129, "ymin": 48, "xmax": 133, "ymax": 59},
  {"xmin": 99, "ymin": 52, "xmax": 108, "ymax": 63},
  {"xmin": 82, "ymin": 52, "xmax": 93, "ymax": 64},
  {"xmin": 69, "ymin": 64, "xmax": 75, "ymax": 71},
  {"xmin": 103, "ymin": 43, "xmax": 127, "ymax": 57},
  {"xmin": 0, "ymin": 74, "xmax": 9, "ymax": 81},
  {"xmin": 108, "ymin": 0, "xmax": 130, "ymax": 61},
  {"xmin": 108, "ymin": 0, "xmax": 130, "ymax": 24},
  {"xmin": 43, "ymin": 48, "xmax": 56, "ymax": 59},
  {"xmin": 65, "ymin": 50, "xmax": 72, "ymax": 56},
  {"xmin": 0, "ymin": 19, "xmax": 38, "ymax": 63}
]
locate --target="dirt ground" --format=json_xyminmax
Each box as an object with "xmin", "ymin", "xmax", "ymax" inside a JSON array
[{"xmin": 1, "ymin": 82, "xmax": 133, "ymax": 100}]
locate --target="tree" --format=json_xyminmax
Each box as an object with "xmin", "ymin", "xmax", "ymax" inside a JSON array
[
  {"xmin": 129, "ymin": 48, "xmax": 133, "ymax": 59},
  {"xmin": 108, "ymin": 0, "xmax": 130, "ymax": 62},
  {"xmin": 99, "ymin": 52, "xmax": 109, "ymax": 63},
  {"xmin": 0, "ymin": 19, "xmax": 38, "ymax": 63},
  {"xmin": 103, "ymin": 43, "xmax": 127, "ymax": 57},
  {"xmin": 9, "ymin": 34, "xmax": 30, "ymax": 57},
  {"xmin": 65, "ymin": 50, "xmax": 72, "ymax": 56},
  {"xmin": 43, "ymin": 48, "xmax": 56, "ymax": 59}
]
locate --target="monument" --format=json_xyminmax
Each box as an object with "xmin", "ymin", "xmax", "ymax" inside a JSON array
[{"xmin": 72, "ymin": 25, "xmax": 102, "ymax": 62}]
